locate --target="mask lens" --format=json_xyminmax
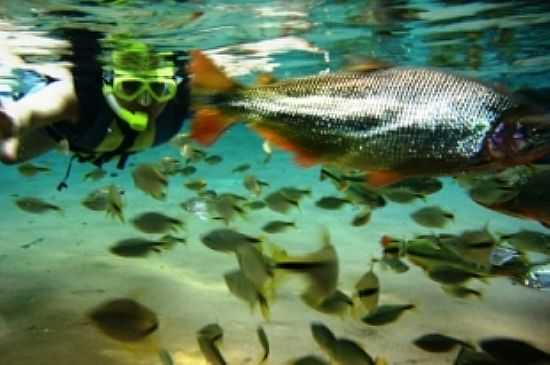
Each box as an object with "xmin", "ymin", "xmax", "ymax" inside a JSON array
[
  {"xmin": 149, "ymin": 80, "xmax": 176, "ymax": 102},
  {"xmin": 120, "ymin": 80, "xmax": 144, "ymax": 96},
  {"xmin": 150, "ymin": 81, "xmax": 169, "ymax": 97}
]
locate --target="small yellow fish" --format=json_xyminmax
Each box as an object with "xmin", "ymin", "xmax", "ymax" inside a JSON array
[
  {"xmin": 224, "ymin": 269, "xmax": 270, "ymax": 319},
  {"xmin": 243, "ymin": 175, "xmax": 269, "ymax": 196},
  {"xmin": 132, "ymin": 164, "xmax": 168, "ymax": 200},
  {"xmin": 353, "ymin": 269, "xmax": 380, "ymax": 313},
  {"xmin": 184, "ymin": 178, "xmax": 208, "ymax": 191},
  {"xmin": 157, "ymin": 156, "xmax": 181, "ymax": 176}
]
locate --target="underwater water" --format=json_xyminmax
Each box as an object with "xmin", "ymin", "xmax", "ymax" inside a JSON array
[{"xmin": 1, "ymin": 1, "xmax": 550, "ymax": 364}]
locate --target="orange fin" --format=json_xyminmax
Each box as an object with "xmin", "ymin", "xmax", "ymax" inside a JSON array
[
  {"xmin": 188, "ymin": 50, "xmax": 237, "ymax": 92},
  {"xmin": 366, "ymin": 170, "xmax": 406, "ymax": 188},
  {"xmin": 191, "ymin": 107, "xmax": 237, "ymax": 146},
  {"xmin": 255, "ymin": 73, "xmax": 277, "ymax": 86},
  {"xmin": 250, "ymin": 125, "xmax": 319, "ymax": 167}
]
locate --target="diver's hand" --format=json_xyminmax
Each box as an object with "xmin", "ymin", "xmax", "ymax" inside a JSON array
[{"xmin": 0, "ymin": 108, "xmax": 20, "ymax": 163}]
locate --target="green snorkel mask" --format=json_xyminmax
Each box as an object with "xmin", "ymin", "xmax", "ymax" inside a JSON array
[{"xmin": 102, "ymin": 38, "xmax": 178, "ymax": 131}]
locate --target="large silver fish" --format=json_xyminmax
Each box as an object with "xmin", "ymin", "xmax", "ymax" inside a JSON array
[{"xmin": 189, "ymin": 51, "xmax": 550, "ymax": 186}]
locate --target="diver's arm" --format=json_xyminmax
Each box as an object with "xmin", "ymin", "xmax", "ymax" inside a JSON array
[{"xmin": 0, "ymin": 67, "xmax": 78, "ymax": 162}]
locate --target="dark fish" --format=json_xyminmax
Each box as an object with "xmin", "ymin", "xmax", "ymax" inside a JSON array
[
  {"xmin": 481, "ymin": 169, "xmax": 550, "ymax": 228},
  {"xmin": 262, "ymin": 220, "xmax": 296, "ymax": 233},
  {"xmin": 382, "ymin": 188, "xmax": 424, "ymax": 204},
  {"xmin": 244, "ymin": 200, "xmax": 267, "ymax": 210},
  {"xmin": 17, "ymin": 162, "xmax": 51, "ymax": 177},
  {"xmin": 201, "ymin": 228, "xmax": 261, "ymax": 253},
  {"xmin": 15, "ymin": 197, "xmax": 61, "ymax": 214},
  {"xmin": 110, "ymin": 238, "xmax": 174, "ymax": 258},
  {"xmin": 428, "ymin": 265, "xmax": 484, "ymax": 285},
  {"xmin": 361, "ymin": 304, "xmax": 415, "ymax": 326},
  {"xmin": 197, "ymin": 323, "xmax": 226, "ymax": 365},
  {"xmin": 131, "ymin": 212, "xmax": 184, "ymax": 234},
  {"xmin": 231, "ymin": 163, "xmax": 251, "ymax": 173},
  {"xmin": 351, "ymin": 209, "xmax": 372, "ymax": 227},
  {"xmin": 380, "ymin": 257, "xmax": 410, "ymax": 273},
  {"xmin": 198, "ymin": 323, "xmax": 223, "ymax": 342},
  {"xmin": 441, "ymin": 285, "xmax": 482, "ymax": 299},
  {"xmin": 410, "ymin": 206, "xmax": 454, "ymax": 228},
  {"xmin": 302, "ymin": 290, "xmax": 353, "ymax": 317},
  {"xmin": 389, "ymin": 176, "xmax": 443, "ymax": 195},
  {"xmin": 290, "ymin": 355, "xmax": 329, "ymax": 365},
  {"xmin": 265, "ymin": 190, "xmax": 300, "ymax": 214},
  {"xmin": 310, "ymin": 322, "xmax": 374, "ymax": 365},
  {"xmin": 280, "ymin": 186, "xmax": 311, "ymax": 201},
  {"xmin": 315, "ymin": 196, "xmax": 352, "ymax": 210},
  {"xmin": 189, "ymin": 51, "xmax": 550, "ymax": 187},
  {"xmin": 501, "ymin": 229, "xmax": 550, "ymax": 255},
  {"xmin": 413, "ymin": 333, "xmax": 473, "ymax": 353},
  {"xmin": 454, "ymin": 346, "xmax": 501, "ymax": 365},
  {"xmin": 257, "ymin": 326, "xmax": 269, "ymax": 363},
  {"xmin": 205, "ymin": 154, "xmax": 223, "ymax": 165},
  {"xmin": 479, "ymin": 338, "xmax": 550, "ymax": 365},
  {"xmin": 180, "ymin": 165, "xmax": 197, "ymax": 176},
  {"xmin": 88, "ymin": 298, "xmax": 158, "ymax": 342}
]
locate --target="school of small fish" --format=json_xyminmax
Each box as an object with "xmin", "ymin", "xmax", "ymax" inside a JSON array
[{"xmin": 7, "ymin": 51, "xmax": 550, "ymax": 365}]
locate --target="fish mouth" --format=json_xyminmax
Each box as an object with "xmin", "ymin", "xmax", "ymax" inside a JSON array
[{"xmin": 487, "ymin": 119, "xmax": 550, "ymax": 163}]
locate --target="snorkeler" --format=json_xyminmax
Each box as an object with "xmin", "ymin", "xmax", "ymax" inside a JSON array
[{"xmin": 0, "ymin": 31, "xmax": 190, "ymax": 183}]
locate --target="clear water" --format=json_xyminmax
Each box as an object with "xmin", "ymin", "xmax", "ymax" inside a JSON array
[{"xmin": 1, "ymin": 1, "xmax": 550, "ymax": 364}]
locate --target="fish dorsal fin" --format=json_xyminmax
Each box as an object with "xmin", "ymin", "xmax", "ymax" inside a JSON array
[
  {"xmin": 255, "ymin": 73, "xmax": 277, "ymax": 86},
  {"xmin": 188, "ymin": 50, "xmax": 237, "ymax": 92},
  {"xmin": 344, "ymin": 57, "xmax": 392, "ymax": 73}
]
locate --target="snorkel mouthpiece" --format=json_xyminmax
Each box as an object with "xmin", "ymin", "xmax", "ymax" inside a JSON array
[{"xmin": 103, "ymin": 84, "xmax": 149, "ymax": 131}]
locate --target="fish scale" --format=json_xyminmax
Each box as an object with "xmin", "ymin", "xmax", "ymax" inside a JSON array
[{"xmin": 228, "ymin": 67, "xmax": 514, "ymax": 172}]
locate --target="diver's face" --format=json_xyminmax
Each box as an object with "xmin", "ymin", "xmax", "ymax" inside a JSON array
[{"xmin": 111, "ymin": 72, "xmax": 177, "ymax": 117}]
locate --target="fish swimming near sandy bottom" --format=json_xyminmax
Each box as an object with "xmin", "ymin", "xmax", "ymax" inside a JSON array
[{"xmin": 189, "ymin": 50, "xmax": 550, "ymax": 187}]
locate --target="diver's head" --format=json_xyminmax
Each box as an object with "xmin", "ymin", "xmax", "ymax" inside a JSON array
[{"xmin": 102, "ymin": 37, "xmax": 179, "ymax": 131}]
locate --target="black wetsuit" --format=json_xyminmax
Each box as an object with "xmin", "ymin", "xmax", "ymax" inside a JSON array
[{"xmin": 45, "ymin": 29, "xmax": 191, "ymax": 168}]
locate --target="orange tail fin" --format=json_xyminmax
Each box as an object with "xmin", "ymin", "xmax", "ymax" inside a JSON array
[
  {"xmin": 188, "ymin": 50, "xmax": 237, "ymax": 92},
  {"xmin": 191, "ymin": 107, "xmax": 238, "ymax": 146}
]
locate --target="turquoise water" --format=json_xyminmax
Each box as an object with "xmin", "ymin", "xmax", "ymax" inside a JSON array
[{"xmin": 1, "ymin": 1, "xmax": 550, "ymax": 364}]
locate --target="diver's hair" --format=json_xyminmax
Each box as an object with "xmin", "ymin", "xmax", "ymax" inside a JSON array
[{"xmin": 103, "ymin": 33, "xmax": 174, "ymax": 73}]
